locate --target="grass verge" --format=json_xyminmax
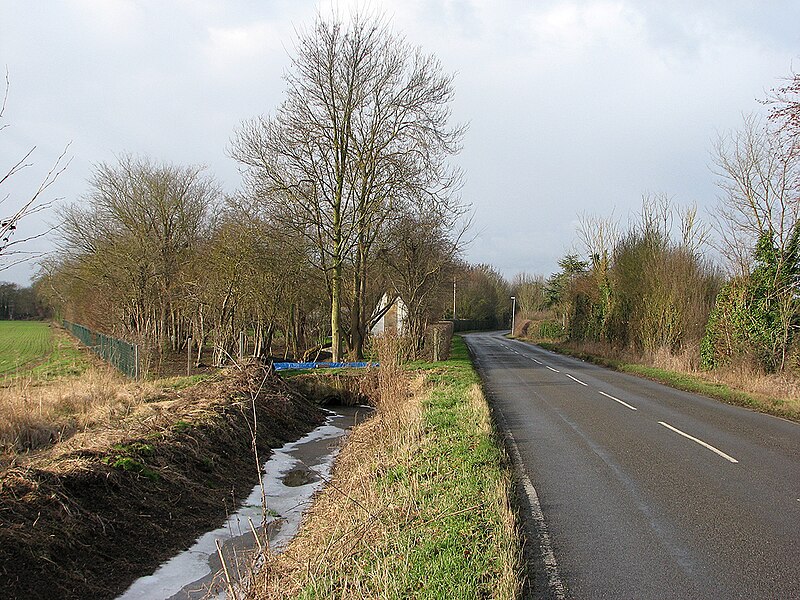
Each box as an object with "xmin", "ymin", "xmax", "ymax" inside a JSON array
[
  {"xmin": 249, "ymin": 335, "xmax": 521, "ymax": 599},
  {"xmin": 535, "ymin": 340, "xmax": 799, "ymax": 422}
]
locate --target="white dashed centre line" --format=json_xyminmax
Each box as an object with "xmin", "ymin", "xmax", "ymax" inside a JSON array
[
  {"xmin": 531, "ymin": 357, "xmax": 542, "ymax": 364},
  {"xmin": 658, "ymin": 421, "xmax": 739, "ymax": 464},
  {"xmin": 566, "ymin": 373, "xmax": 587, "ymax": 386},
  {"xmin": 599, "ymin": 391, "xmax": 637, "ymax": 411},
  {"xmin": 546, "ymin": 366, "xmax": 560, "ymax": 373}
]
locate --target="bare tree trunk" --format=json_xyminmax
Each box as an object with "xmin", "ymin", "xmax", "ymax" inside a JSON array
[
  {"xmin": 331, "ymin": 227, "xmax": 343, "ymax": 362},
  {"xmin": 193, "ymin": 304, "xmax": 205, "ymax": 367},
  {"xmin": 350, "ymin": 260, "xmax": 363, "ymax": 360}
]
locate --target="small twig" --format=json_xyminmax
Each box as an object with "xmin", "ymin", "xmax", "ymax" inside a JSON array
[
  {"xmin": 215, "ymin": 538, "xmax": 239, "ymax": 600},
  {"xmin": 248, "ymin": 516, "xmax": 266, "ymax": 556},
  {"xmin": 419, "ymin": 503, "xmax": 481, "ymax": 527}
]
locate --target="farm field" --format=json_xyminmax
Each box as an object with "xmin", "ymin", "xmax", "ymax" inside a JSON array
[
  {"xmin": 0, "ymin": 321, "xmax": 89, "ymax": 381},
  {"xmin": 0, "ymin": 321, "xmax": 56, "ymax": 375}
]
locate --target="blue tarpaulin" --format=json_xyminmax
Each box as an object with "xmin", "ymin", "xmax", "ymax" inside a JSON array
[{"xmin": 272, "ymin": 361, "xmax": 378, "ymax": 371}]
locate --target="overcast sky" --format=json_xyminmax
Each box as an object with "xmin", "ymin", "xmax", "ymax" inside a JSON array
[{"xmin": 1, "ymin": 0, "xmax": 798, "ymax": 285}]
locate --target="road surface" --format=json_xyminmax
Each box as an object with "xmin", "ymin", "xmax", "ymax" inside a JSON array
[{"xmin": 464, "ymin": 331, "xmax": 800, "ymax": 599}]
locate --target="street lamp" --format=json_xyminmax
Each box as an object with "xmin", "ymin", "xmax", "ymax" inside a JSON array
[{"xmin": 510, "ymin": 296, "xmax": 516, "ymax": 337}]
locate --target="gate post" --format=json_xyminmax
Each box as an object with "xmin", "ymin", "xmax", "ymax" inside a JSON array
[{"xmin": 134, "ymin": 344, "xmax": 140, "ymax": 380}]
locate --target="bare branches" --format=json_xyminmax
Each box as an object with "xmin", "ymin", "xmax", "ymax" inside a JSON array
[
  {"xmin": 578, "ymin": 211, "xmax": 618, "ymax": 272},
  {"xmin": 55, "ymin": 155, "xmax": 220, "ymax": 350},
  {"xmin": 0, "ymin": 67, "xmax": 9, "ymax": 128},
  {"xmin": 0, "ymin": 71, "xmax": 71, "ymax": 268},
  {"xmin": 765, "ymin": 69, "xmax": 800, "ymax": 153},
  {"xmin": 232, "ymin": 12, "xmax": 466, "ymax": 360},
  {"xmin": 712, "ymin": 114, "xmax": 799, "ymax": 275}
]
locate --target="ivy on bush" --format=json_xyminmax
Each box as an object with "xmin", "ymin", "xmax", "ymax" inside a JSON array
[{"xmin": 701, "ymin": 230, "xmax": 800, "ymax": 372}]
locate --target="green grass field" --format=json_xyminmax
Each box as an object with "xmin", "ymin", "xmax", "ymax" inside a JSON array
[
  {"xmin": 0, "ymin": 321, "xmax": 54, "ymax": 374},
  {"xmin": 0, "ymin": 321, "xmax": 89, "ymax": 380}
]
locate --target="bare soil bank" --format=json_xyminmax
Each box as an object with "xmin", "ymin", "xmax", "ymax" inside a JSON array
[{"xmin": 0, "ymin": 365, "xmax": 326, "ymax": 600}]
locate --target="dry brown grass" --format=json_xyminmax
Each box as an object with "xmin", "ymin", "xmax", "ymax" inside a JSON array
[
  {"xmin": 694, "ymin": 362, "xmax": 800, "ymax": 412},
  {"xmin": 245, "ymin": 333, "xmax": 521, "ymax": 599},
  {"xmin": 648, "ymin": 345, "xmax": 700, "ymax": 372},
  {"xmin": 0, "ymin": 364, "xmax": 325, "ymax": 599},
  {"xmin": 248, "ymin": 335, "xmax": 424, "ymax": 599},
  {"xmin": 554, "ymin": 339, "xmax": 800, "ymax": 416},
  {"xmin": 643, "ymin": 345, "xmax": 800, "ymax": 413},
  {"xmin": 0, "ymin": 366, "xmax": 167, "ymax": 462}
]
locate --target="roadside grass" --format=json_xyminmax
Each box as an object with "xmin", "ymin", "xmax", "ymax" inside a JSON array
[
  {"xmin": 534, "ymin": 340, "xmax": 799, "ymax": 422},
  {"xmin": 250, "ymin": 335, "xmax": 521, "ymax": 599}
]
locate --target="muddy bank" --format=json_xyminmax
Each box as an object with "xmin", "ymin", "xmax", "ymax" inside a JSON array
[
  {"xmin": 118, "ymin": 405, "xmax": 370, "ymax": 599},
  {"xmin": 0, "ymin": 365, "xmax": 326, "ymax": 600},
  {"xmin": 289, "ymin": 370, "xmax": 376, "ymax": 406}
]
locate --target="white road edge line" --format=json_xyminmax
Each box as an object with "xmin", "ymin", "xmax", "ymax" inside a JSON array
[
  {"xmin": 658, "ymin": 421, "xmax": 739, "ymax": 464},
  {"xmin": 503, "ymin": 422, "xmax": 567, "ymax": 599},
  {"xmin": 599, "ymin": 390, "xmax": 637, "ymax": 411},
  {"xmin": 546, "ymin": 366, "xmax": 560, "ymax": 373},
  {"xmin": 565, "ymin": 373, "xmax": 588, "ymax": 386}
]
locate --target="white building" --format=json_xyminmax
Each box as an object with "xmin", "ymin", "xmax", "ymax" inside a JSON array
[{"xmin": 370, "ymin": 293, "xmax": 408, "ymax": 335}]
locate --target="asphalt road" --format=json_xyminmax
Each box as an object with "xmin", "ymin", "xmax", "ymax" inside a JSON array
[{"xmin": 463, "ymin": 331, "xmax": 800, "ymax": 600}]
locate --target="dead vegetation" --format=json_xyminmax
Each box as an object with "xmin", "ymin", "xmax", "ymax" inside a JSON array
[
  {"xmin": 244, "ymin": 334, "xmax": 520, "ymax": 599},
  {"xmin": 247, "ymin": 337, "xmax": 422, "ymax": 598},
  {"xmin": 0, "ymin": 366, "xmax": 157, "ymax": 462},
  {"xmin": 0, "ymin": 364, "xmax": 325, "ymax": 600}
]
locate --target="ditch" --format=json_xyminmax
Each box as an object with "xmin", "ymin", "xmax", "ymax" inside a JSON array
[{"xmin": 116, "ymin": 405, "xmax": 370, "ymax": 600}]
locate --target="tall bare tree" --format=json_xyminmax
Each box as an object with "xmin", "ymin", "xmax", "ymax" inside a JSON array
[{"xmin": 232, "ymin": 13, "xmax": 465, "ymax": 361}]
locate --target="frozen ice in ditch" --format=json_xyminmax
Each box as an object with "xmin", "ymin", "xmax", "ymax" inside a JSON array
[{"xmin": 116, "ymin": 406, "xmax": 369, "ymax": 600}]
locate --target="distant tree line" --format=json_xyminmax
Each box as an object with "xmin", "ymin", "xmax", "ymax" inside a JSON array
[{"xmin": 0, "ymin": 282, "xmax": 51, "ymax": 320}]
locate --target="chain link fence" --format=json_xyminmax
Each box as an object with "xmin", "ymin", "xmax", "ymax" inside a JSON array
[{"xmin": 63, "ymin": 320, "xmax": 140, "ymax": 379}]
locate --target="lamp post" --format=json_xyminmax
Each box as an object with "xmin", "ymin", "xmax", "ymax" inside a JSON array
[{"xmin": 510, "ymin": 296, "xmax": 516, "ymax": 337}]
